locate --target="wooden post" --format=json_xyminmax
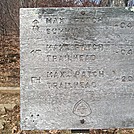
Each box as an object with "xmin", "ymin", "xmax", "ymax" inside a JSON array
[{"xmin": 71, "ymin": 129, "xmax": 90, "ymax": 134}]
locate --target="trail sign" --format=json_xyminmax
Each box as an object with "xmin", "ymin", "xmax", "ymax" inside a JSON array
[{"xmin": 20, "ymin": 8, "xmax": 134, "ymax": 130}]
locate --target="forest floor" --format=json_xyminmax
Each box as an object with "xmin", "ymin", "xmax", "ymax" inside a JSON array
[{"xmin": 0, "ymin": 34, "xmax": 20, "ymax": 87}]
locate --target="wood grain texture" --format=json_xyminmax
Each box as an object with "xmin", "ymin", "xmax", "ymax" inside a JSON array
[
  {"xmin": 1, "ymin": 0, "xmax": 127, "ymax": 87},
  {"xmin": 20, "ymin": 7, "xmax": 134, "ymax": 130}
]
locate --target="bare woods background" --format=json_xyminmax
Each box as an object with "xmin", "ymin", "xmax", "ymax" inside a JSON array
[{"xmin": 1, "ymin": 0, "xmax": 134, "ymax": 133}]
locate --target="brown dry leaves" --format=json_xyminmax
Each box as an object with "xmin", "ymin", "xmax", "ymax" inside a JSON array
[{"xmin": 0, "ymin": 34, "xmax": 19, "ymax": 87}]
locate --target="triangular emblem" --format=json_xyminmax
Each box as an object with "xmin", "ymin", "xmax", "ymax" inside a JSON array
[{"xmin": 73, "ymin": 99, "xmax": 92, "ymax": 117}]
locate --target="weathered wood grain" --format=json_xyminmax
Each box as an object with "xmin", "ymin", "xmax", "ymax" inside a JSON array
[
  {"xmin": 0, "ymin": 0, "xmax": 128, "ymax": 87},
  {"xmin": 20, "ymin": 7, "xmax": 134, "ymax": 130}
]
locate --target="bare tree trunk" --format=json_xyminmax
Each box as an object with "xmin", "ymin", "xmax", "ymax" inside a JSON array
[
  {"xmin": 20, "ymin": 0, "xmax": 29, "ymax": 7},
  {"xmin": 0, "ymin": 1, "xmax": 7, "ymax": 35},
  {"xmin": 5, "ymin": 0, "xmax": 19, "ymax": 30}
]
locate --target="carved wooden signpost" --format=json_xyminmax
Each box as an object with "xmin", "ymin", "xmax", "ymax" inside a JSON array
[{"xmin": 20, "ymin": 8, "xmax": 134, "ymax": 130}]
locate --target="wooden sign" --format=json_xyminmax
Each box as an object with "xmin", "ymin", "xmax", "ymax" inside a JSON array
[{"xmin": 20, "ymin": 8, "xmax": 134, "ymax": 130}]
